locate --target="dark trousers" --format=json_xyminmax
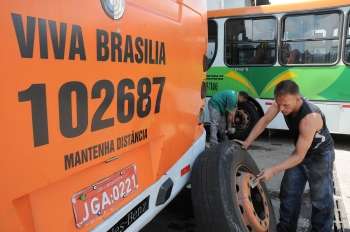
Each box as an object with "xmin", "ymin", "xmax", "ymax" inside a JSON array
[
  {"xmin": 277, "ymin": 149, "xmax": 335, "ymax": 232},
  {"xmin": 208, "ymin": 104, "xmax": 226, "ymax": 145}
]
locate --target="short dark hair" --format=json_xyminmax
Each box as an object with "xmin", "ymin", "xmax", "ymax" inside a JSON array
[
  {"xmin": 238, "ymin": 91, "xmax": 249, "ymax": 99},
  {"xmin": 274, "ymin": 80, "xmax": 300, "ymax": 98}
]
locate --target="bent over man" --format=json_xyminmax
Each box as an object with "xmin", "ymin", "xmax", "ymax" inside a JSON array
[
  {"xmin": 208, "ymin": 90, "xmax": 248, "ymax": 145},
  {"xmin": 236, "ymin": 80, "xmax": 335, "ymax": 232}
]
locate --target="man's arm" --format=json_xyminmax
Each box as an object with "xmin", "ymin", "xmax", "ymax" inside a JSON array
[
  {"xmin": 257, "ymin": 113, "xmax": 322, "ymax": 182},
  {"xmin": 226, "ymin": 93, "xmax": 238, "ymax": 129},
  {"xmin": 235, "ymin": 102, "xmax": 279, "ymax": 149},
  {"xmin": 227, "ymin": 109, "xmax": 236, "ymax": 129}
]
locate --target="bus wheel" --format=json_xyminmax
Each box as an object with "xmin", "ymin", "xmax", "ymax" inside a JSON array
[
  {"xmin": 230, "ymin": 101, "xmax": 260, "ymax": 140},
  {"xmin": 191, "ymin": 141, "xmax": 276, "ymax": 232}
]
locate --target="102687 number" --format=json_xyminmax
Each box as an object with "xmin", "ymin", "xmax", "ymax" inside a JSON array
[{"xmin": 18, "ymin": 76, "xmax": 165, "ymax": 147}]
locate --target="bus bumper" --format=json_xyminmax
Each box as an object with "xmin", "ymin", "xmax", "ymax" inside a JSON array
[{"xmin": 92, "ymin": 131, "xmax": 206, "ymax": 232}]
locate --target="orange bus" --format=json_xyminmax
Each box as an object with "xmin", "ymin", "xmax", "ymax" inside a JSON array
[{"xmin": 0, "ymin": 1, "xmax": 207, "ymax": 231}]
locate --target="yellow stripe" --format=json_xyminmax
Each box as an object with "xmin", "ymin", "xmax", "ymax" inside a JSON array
[
  {"xmin": 260, "ymin": 70, "xmax": 297, "ymax": 96},
  {"xmin": 225, "ymin": 71, "xmax": 258, "ymax": 97}
]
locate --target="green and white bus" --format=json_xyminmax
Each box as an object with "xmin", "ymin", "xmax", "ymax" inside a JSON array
[{"xmin": 206, "ymin": 0, "xmax": 350, "ymax": 137}]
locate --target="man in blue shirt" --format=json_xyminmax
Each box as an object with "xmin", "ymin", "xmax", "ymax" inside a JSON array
[{"xmin": 208, "ymin": 90, "xmax": 248, "ymax": 145}]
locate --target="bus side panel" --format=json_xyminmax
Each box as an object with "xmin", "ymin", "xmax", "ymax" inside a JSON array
[
  {"xmin": 206, "ymin": 65, "xmax": 350, "ymax": 133},
  {"xmin": 0, "ymin": 1, "xmax": 206, "ymax": 231},
  {"xmin": 207, "ymin": 65, "xmax": 350, "ymax": 102}
]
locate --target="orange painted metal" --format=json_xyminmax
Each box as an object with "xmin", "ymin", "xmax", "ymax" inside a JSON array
[
  {"xmin": 208, "ymin": 0, "xmax": 350, "ymax": 19},
  {"xmin": 0, "ymin": 0, "xmax": 207, "ymax": 231}
]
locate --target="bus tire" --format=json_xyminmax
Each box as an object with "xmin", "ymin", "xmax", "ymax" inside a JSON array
[
  {"xmin": 191, "ymin": 141, "xmax": 276, "ymax": 232},
  {"xmin": 230, "ymin": 101, "xmax": 261, "ymax": 140}
]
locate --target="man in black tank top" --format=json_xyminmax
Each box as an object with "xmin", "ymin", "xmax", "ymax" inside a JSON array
[{"xmin": 235, "ymin": 80, "xmax": 335, "ymax": 232}]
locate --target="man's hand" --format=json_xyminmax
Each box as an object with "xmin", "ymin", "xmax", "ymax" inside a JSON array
[
  {"xmin": 256, "ymin": 168, "xmax": 276, "ymax": 182},
  {"xmin": 234, "ymin": 139, "xmax": 250, "ymax": 150}
]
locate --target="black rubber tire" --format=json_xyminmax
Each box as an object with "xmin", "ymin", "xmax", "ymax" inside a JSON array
[
  {"xmin": 191, "ymin": 141, "xmax": 276, "ymax": 232},
  {"xmin": 230, "ymin": 101, "xmax": 261, "ymax": 141}
]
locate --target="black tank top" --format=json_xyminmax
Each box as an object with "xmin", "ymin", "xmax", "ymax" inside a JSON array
[{"xmin": 283, "ymin": 99, "xmax": 334, "ymax": 155}]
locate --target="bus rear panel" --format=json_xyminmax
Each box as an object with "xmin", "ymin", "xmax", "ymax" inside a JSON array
[{"xmin": 0, "ymin": 1, "xmax": 207, "ymax": 231}]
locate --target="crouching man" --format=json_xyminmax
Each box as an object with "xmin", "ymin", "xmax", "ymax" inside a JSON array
[{"xmin": 208, "ymin": 90, "xmax": 248, "ymax": 145}]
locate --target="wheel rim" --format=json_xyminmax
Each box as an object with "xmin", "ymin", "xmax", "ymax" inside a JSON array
[
  {"xmin": 235, "ymin": 109, "xmax": 251, "ymax": 130},
  {"xmin": 235, "ymin": 168, "xmax": 270, "ymax": 232}
]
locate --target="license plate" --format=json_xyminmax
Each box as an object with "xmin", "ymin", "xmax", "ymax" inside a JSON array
[{"xmin": 72, "ymin": 165, "xmax": 138, "ymax": 228}]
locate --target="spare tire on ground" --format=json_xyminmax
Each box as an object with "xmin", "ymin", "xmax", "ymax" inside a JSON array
[{"xmin": 191, "ymin": 141, "xmax": 276, "ymax": 232}]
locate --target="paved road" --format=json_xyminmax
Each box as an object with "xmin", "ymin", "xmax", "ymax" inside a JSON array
[{"xmin": 141, "ymin": 131, "xmax": 350, "ymax": 232}]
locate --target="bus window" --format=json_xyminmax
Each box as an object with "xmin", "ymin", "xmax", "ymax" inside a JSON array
[
  {"xmin": 206, "ymin": 20, "xmax": 218, "ymax": 69},
  {"xmin": 344, "ymin": 12, "xmax": 350, "ymax": 64},
  {"xmin": 281, "ymin": 12, "xmax": 341, "ymax": 65},
  {"xmin": 224, "ymin": 17, "xmax": 276, "ymax": 66}
]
